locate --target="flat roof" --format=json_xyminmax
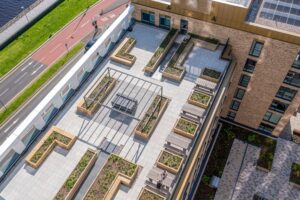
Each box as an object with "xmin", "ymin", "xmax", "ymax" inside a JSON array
[{"xmin": 0, "ymin": 23, "xmax": 229, "ymax": 199}]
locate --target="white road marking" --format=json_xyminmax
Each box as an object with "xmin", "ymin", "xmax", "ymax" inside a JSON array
[
  {"xmin": 21, "ymin": 61, "xmax": 34, "ymax": 72},
  {"xmin": 14, "ymin": 72, "xmax": 27, "ymax": 84},
  {"xmin": 50, "ymin": 43, "xmax": 62, "ymax": 53},
  {"xmin": 80, "ymin": 20, "xmax": 90, "ymax": 28},
  {"xmin": 0, "ymin": 88, "xmax": 9, "ymax": 97},
  {"xmin": 31, "ymin": 64, "xmax": 44, "ymax": 75},
  {"xmin": 3, "ymin": 118, "xmax": 19, "ymax": 133}
]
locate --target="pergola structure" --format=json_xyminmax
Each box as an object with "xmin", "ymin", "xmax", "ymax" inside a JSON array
[{"xmin": 83, "ymin": 67, "xmax": 163, "ymax": 121}]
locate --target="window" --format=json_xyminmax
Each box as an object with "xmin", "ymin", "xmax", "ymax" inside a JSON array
[
  {"xmin": 263, "ymin": 111, "xmax": 281, "ymax": 124},
  {"xmin": 292, "ymin": 52, "xmax": 300, "ymax": 69},
  {"xmin": 249, "ymin": 41, "xmax": 264, "ymax": 57},
  {"xmin": 276, "ymin": 86, "xmax": 297, "ymax": 101},
  {"xmin": 227, "ymin": 111, "xmax": 236, "ymax": 120},
  {"xmin": 269, "ymin": 100, "xmax": 288, "ymax": 113},
  {"xmin": 283, "ymin": 71, "xmax": 300, "ymax": 88},
  {"xmin": 243, "ymin": 59, "xmax": 257, "ymax": 73},
  {"xmin": 239, "ymin": 74, "xmax": 251, "ymax": 87},
  {"xmin": 159, "ymin": 15, "xmax": 171, "ymax": 29},
  {"xmin": 141, "ymin": 10, "xmax": 155, "ymax": 25},
  {"xmin": 258, "ymin": 123, "xmax": 275, "ymax": 134},
  {"xmin": 234, "ymin": 88, "xmax": 246, "ymax": 100},
  {"xmin": 230, "ymin": 100, "xmax": 240, "ymax": 111},
  {"xmin": 21, "ymin": 127, "xmax": 40, "ymax": 148}
]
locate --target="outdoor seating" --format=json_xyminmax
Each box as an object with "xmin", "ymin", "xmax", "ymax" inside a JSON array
[
  {"xmin": 181, "ymin": 103, "xmax": 205, "ymax": 123},
  {"xmin": 195, "ymin": 77, "xmax": 216, "ymax": 94},
  {"xmin": 147, "ymin": 166, "xmax": 176, "ymax": 192},
  {"xmin": 111, "ymin": 93, "xmax": 138, "ymax": 115},
  {"xmin": 165, "ymin": 132, "xmax": 192, "ymax": 156}
]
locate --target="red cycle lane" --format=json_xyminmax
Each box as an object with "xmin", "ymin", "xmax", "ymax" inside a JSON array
[{"xmin": 32, "ymin": 0, "xmax": 128, "ymax": 66}]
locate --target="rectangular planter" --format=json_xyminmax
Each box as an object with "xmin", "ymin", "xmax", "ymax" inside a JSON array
[
  {"xmin": 83, "ymin": 154, "xmax": 139, "ymax": 200},
  {"xmin": 289, "ymin": 162, "xmax": 300, "ymax": 187},
  {"xmin": 173, "ymin": 118, "xmax": 199, "ymax": 139},
  {"xmin": 144, "ymin": 29, "xmax": 178, "ymax": 73},
  {"xmin": 137, "ymin": 187, "xmax": 166, "ymax": 200},
  {"xmin": 54, "ymin": 149, "xmax": 97, "ymax": 200},
  {"xmin": 77, "ymin": 77, "xmax": 117, "ymax": 117},
  {"xmin": 26, "ymin": 126, "xmax": 76, "ymax": 169},
  {"xmin": 156, "ymin": 150, "xmax": 184, "ymax": 174},
  {"xmin": 162, "ymin": 66, "xmax": 185, "ymax": 82},
  {"xmin": 111, "ymin": 37, "xmax": 136, "ymax": 67},
  {"xmin": 200, "ymin": 68, "xmax": 222, "ymax": 83},
  {"xmin": 134, "ymin": 96, "xmax": 169, "ymax": 141},
  {"xmin": 188, "ymin": 91, "xmax": 212, "ymax": 109}
]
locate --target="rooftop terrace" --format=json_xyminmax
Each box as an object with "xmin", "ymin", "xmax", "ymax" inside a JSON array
[{"xmin": 0, "ymin": 22, "xmax": 230, "ymax": 200}]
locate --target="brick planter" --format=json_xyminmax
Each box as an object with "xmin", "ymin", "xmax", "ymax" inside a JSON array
[
  {"xmin": 187, "ymin": 91, "xmax": 212, "ymax": 109},
  {"xmin": 26, "ymin": 126, "xmax": 76, "ymax": 169},
  {"xmin": 173, "ymin": 118, "xmax": 199, "ymax": 139},
  {"xmin": 83, "ymin": 154, "xmax": 139, "ymax": 200},
  {"xmin": 111, "ymin": 37, "xmax": 136, "ymax": 67},
  {"xmin": 144, "ymin": 29, "xmax": 178, "ymax": 73},
  {"xmin": 77, "ymin": 76, "xmax": 117, "ymax": 117},
  {"xmin": 54, "ymin": 149, "xmax": 97, "ymax": 200},
  {"xmin": 137, "ymin": 187, "xmax": 167, "ymax": 200},
  {"xmin": 156, "ymin": 150, "xmax": 184, "ymax": 174},
  {"xmin": 135, "ymin": 96, "xmax": 169, "ymax": 141}
]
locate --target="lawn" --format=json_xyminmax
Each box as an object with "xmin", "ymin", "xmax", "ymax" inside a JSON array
[
  {"xmin": 0, "ymin": 42, "xmax": 83, "ymax": 125},
  {"xmin": 0, "ymin": 0, "xmax": 99, "ymax": 78},
  {"xmin": 194, "ymin": 122, "xmax": 277, "ymax": 199}
]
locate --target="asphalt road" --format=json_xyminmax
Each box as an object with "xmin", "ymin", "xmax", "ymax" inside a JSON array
[
  {"xmin": 0, "ymin": 59, "xmax": 47, "ymax": 105},
  {"xmin": 0, "ymin": 49, "xmax": 84, "ymax": 144}
]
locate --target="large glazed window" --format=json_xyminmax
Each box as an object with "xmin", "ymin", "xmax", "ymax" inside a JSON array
[
  {"xmin": 141, "ymin": 10, "xmax": 155, "ymax": 25},
  {"xmin": 263, "ymin": 111, "xmax": 281, "ymax": 124},
  {"xmin": 276, "ymin": 86, "xmax": 297, "ymax": 101},
  {"xmin": 284, "ymin": 70, "xmax": 300, "ymax": 88},
  {"xmin": 159, "ymin": 15, "xmax": 171, "ymax": 29},
  {"xmin": 249, "ymin": 41, "xmax": 264, "ymax": 57},
  {"xmin": 243, "ymin": 59, "xmax": 257, "ymax": 73},
  {"xmin": 269, "ymin": 100, "xmax": 288, "ymax": 113},
  {"xmin": 234, "ymin": 88, "xmax": 246, "ymax": 100},
  {"xmin": 230, "ymin": 100, "xmax": 240, "ymax": 111},
  {"xmin": 239, "ymin": 74, "xmax": 251, "ymax": 87},
  {"xmin": 258, "ymin": 123, "xmax": 274, "ymax": 134}
]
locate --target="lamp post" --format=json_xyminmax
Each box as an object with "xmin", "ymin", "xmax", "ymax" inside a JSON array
[{"xmin": 21, "ymin": 6, "xmax": 29, "ymax": 22}]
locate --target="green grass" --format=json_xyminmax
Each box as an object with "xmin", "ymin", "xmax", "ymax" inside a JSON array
[
  {"xmin": 0, "ymin": 0, "xmax": 99, "ymax": 78},
  {"xmin": 0, "ymin": 42, "xmax": 84, "ymax": 125}
]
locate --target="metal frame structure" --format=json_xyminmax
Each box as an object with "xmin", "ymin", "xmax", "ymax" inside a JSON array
[{"xmin": 83, "ymin": 67, "xmax": 163, "ymax": 121}]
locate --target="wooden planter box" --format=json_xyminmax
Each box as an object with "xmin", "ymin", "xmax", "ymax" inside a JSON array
[
  {"xmin": 200, "ymin": 68, "xmax": 221, "ymax": 83},
  {"xmin": 83, "ymin": 154, "xmax": 139, "ymax": 200},
  {"xmin": 111, "ymin": 37, "xmax": 136, "ymax": 67},
  {"xmin": 156, "ymin": 150, "xmax": 184, "ymax": 174},
  {"xmin": 134, "ymin": 97, "xmax": 170, "ymax": 141},
  {"xmin": 77, "ymin": 78, "xmax": 117, "ymax": 117},
  {"xmin": 173, "ymin": 118, "xmax": 199, "ymax": 139},
  {"xmin": 26, "ymin": 126, "xmax": 76, "ymax": 169},
  {"xmin": 137, "ymin": 187, "xmax": 167, "ymax": 200},
  {"xmin": 162, "ymin": 67, "xmax": 185, "ymax": 82},
  {"xmin": 144, "ymin": 30, "xmax": 179, "ymax": 73},
  {"xmin": 187, "ymin": 91, "xmax": 211, "ymax": 109},
  {"xmin": 55, "ymin": 149, "xmax": 97, "ymax": 200}
]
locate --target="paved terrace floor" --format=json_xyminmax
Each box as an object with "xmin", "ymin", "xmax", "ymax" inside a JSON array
[
  {"xmin": 216, "ymin": 138, "xmax": 300, "ymax": 200},
  {"xmin": 0, "ymin": 23, "xmax": 228, "ymax": 200}
]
